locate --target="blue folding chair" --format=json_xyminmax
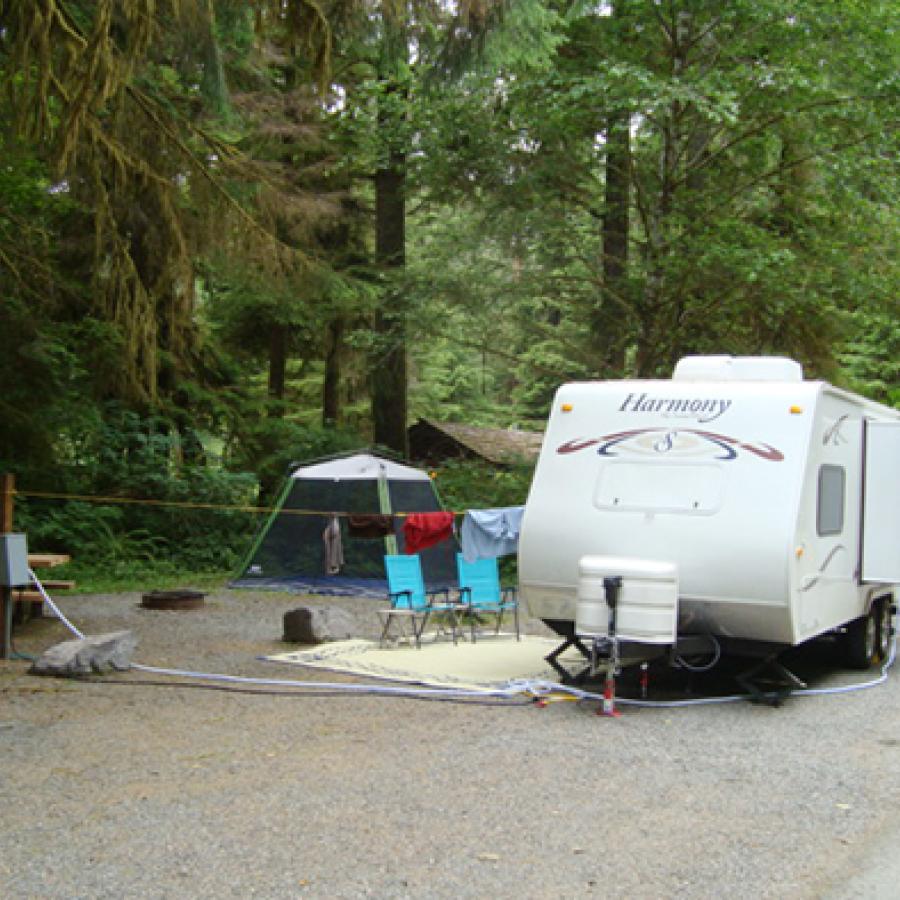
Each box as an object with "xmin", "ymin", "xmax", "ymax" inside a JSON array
[
  {"xmin": 456, "ymin": 553, "xmax": 520, "ymax": 642},
  {"xmin": 379, "ymin": 555, "xmax": 462, "ymax": 647}
]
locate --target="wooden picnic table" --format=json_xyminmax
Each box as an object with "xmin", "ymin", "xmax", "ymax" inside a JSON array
[
  {"xmin": 12, "ymin": 554, "xmax": 75, "ymax": 611},
  {"xmin": 28, "ymin": 553, "xmax": 72, "ymax": 569},
  {"xmin": 27, "ymin": 553, "xmax": 71, "ymax": 569}
]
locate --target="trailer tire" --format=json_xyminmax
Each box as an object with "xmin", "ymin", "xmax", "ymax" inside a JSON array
[
  {"xmin": 843, "ymin": 607, "xmax": 879, "ymax": 670},
  {"xmin": 876, "ymin": 599, "xmax": 894, "ymax": 664}
]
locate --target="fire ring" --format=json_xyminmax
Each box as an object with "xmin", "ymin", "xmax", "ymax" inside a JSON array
[{"xmin": 141, "ymin": 589, "xmax": 206, "ymax": 611}]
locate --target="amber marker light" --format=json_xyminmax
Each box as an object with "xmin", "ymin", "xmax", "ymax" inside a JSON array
[
  {"xmin": 795, "ymin": 546, "xmax": 804, "ymax": 558},
  {"xmin": 561, "ymin": 403, "xmax": 574, "ymax": 412},
  {"xmin": 789, "ymin": 405, "xmax": 803, "ymax": 415}
]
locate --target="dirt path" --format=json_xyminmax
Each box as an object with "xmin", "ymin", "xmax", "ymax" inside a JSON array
[{"xmin": 3, "ymin": 589, "xmax": 900, "ymax": 898}]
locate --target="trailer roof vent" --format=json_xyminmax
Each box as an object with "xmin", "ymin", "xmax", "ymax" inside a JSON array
[{"xmin": 673, "ymin": 355, "xmax": 803, "ymax": 383}]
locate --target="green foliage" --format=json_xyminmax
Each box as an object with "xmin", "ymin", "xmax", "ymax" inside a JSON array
[
  {"xmin": 839, "ymin": 311, "xmax": 900, "ymax": 408},
  {"xmin": 431, "ymin": 458, "xmax": 534, "ymax": 582},
  {"xmin": 431, "ymin": 459, "xmax": 534, "ymax": 514},
  {"xmin": 224, "ymin": 413, "xmax": 364, "ymax": 500},
  {"xmin": 22, "ymin": 501, "xmax": 171, "ymax": 581},
  {"xmin": 415, "ymin": 0, "xmax": 899, "ymax": 384},
  {"xmin": 59, "ymin": 565, "xmax": 231, "ymax": 595},
  {"xmin": 2, "ymin": 0, "xmax": 897, "ymax": 589},
  {"xmin": 15, "ymin": 408, "xmax": 259, "ymax": 576},
  {"xmin": 19, "ymin": 503, "xmax": 129, "ymax": 562}
]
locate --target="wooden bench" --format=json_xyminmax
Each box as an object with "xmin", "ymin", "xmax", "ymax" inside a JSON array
[
  {"xmin": 13, "ymin": 581, "xmax": 76, "ymax": 603},
  {"xmin": 13, "ymin": 554, "xmax": 75, "ymax": 621}
]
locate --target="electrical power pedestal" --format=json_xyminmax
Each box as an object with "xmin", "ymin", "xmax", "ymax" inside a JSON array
[
  {"xmin": 1, "ymin": 532, "xmax": 30, "ymax": 659},
  {"xmin": 0, "ymin": 533, "xmax": 30, "ymax": 587}
]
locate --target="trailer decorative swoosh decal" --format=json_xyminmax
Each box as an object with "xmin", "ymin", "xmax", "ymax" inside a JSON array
[
  {"xmin": 557, "ymin": 429, "xmax": 783, "ymax": 461},
  {"xmin": 556, "ymin": 438, "xmax": 600, "ymax": 454},
  {"xmin": 799, "ymin": 544, "xmax": 848, "ymax": 591},
  {"xmin": 693, "ymin": 430, "xmax": 784, "ymax": 461}
]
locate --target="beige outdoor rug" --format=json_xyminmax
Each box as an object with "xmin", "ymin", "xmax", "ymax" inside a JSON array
[{"xmin": 266, "ymin": 634, "xmax": 583, "ymax": 692}]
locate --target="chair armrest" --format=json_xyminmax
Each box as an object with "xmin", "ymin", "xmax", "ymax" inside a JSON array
[
  {"xmin": 425, "ymin": 587, "xmax": 458, "ymax": 609},
  {"xmin": 388, "ymin": 589, "xmax": 413, "ymax": 609}
]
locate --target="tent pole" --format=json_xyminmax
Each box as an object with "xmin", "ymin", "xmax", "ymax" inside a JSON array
[
  {"xmin": 233, "ymin": 476, "xmax": 296, "ymax": 578},
  {"xmin": 377, "ymin": 465, "xmax": 399, "ymax": 556}
]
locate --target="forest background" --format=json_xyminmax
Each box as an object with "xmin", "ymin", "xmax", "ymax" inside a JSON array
[{"xmin": 1, "ymin": 0, "xmax": 897, "ymax": 588}]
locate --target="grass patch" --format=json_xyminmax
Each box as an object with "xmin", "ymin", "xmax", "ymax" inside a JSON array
[{"xmin": 36, "ymin": 563, "xmax": 234, "ymax": 595}]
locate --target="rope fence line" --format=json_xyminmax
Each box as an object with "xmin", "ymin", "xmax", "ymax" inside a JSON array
[
  {"xmin": 14, "ymin": 489, "xmax": 460, "ymax": 518},
  {"xmin": 18, "ymin": 489, "xmax": 273, "ymax": 515}
]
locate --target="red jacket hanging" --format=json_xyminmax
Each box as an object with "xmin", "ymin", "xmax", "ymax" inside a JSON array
[{"xmin": 402, "ymin": 511, "xmax": 455, "ymax": 554}]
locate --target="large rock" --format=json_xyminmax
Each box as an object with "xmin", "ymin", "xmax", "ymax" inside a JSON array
[
  {"xmin": 283, "ymin": 606, "xmax": 355, "ymax": 644},
  {"xmin": 30, "ymin": 631, "xmax": 137, "ymax": 677}
]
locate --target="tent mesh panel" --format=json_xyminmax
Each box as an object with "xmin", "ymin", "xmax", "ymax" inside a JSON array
[
  {"xmin": 236, "ymin": 475, "xmax": 457, "ymax": 593},
  {"xmin": 389, "ymin": 480, "xmax": 456, "ymax": 586}
]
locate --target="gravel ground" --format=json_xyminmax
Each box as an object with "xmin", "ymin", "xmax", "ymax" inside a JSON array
[{"xmin": 2, "ymin": 588, "xmax": 900, "ymax": 899}]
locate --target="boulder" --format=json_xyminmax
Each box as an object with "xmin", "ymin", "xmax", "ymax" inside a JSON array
[
  {"xmin": 283, "ymin": 606, "xmax": 355, "ymax": 644},
  {"xmin": 30, "ymin": 631, "xmax": 137, "ymax": 677}
]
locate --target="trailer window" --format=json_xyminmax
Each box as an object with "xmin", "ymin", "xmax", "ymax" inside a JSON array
[
  {"xmin": 817, "ymin": 465, "xmax": 845, "ymax": 536},
  {"xmin": 593, "ymin": 462, "xmax": 723, "ymax": 514}
]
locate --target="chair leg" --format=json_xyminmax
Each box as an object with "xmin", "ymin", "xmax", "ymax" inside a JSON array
[
  {"xmin": 514, "ymin": 604, "xmax": 520, "ymax": 641},
  {"xmin": 380, "ymin": 612, "xmax": 418, "ymax": 647},
  {"xmin": 414, "ymin": 611, "xmax": 430, "ymax": 648},
  {"xmin": 379, "ymin": 613, "xmax": 394, "ymax": 647}
]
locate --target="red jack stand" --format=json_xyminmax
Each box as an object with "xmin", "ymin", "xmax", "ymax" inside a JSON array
[
  {"xmin": 598, "ymin": 670, "xmax": 621, "ymax": 717},
  {"xmin": 640, "ymin": 662, "xmax": 649, "ymax": 699}
]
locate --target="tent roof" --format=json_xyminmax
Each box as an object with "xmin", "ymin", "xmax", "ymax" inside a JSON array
[{"xmin": 290, "ymin": 452, "xmax": 431, "ymax": 482}]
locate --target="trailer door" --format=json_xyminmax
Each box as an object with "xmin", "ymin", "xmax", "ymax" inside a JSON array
[{"xmin": 862, "ymin": 420, "xmax": 900, "ymax": 582}]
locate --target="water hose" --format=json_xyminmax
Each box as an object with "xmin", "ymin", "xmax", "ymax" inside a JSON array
[
  {"xmin": 27, "ymin": 568, "xmax": 897, "ymax": 709},
  {"xmin": 673, "ymin": 633, "xmax": 722, "ymax": 673},
  {"xmin": 29, "ymin": 568, "xmax": 85, "ymax": 640}
]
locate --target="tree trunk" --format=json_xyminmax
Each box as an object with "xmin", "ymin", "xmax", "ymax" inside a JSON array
[
  {"xmin": 594, "ymin": 109, "xmax": 631, "ymax": 373},
  {"xmin": 590, "ymin": 1, "xmax": 632, "ymax": 375},
  {"xmin": 371, "ymin": 88, "xmax": 409, "ymax": 457},
  {"xmin": 635, "ymin": 10, "xmax": 687, "ymax": 378},
  {"xmin": 199, "ymin": 0, "xmax": 228, "ymax": 115},
  {"xmin": 323, "ymin": 316, "xmax": 344, "ymax": 426}
]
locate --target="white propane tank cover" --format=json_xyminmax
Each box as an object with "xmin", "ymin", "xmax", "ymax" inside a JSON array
[
  {"xmin": 576, "ymin": 555, "xmax": 614, "ymax": 637},
  {"xmin": 576, "ymin": 556, "xmax": 679, "ymax": 644},
  {"xmin": 579, "ymin": 556, "xmax": 678, "ymax": 580}
]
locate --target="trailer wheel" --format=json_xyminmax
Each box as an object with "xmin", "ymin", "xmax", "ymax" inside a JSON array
[
  {"xmin": 876, "ymin": 599, "xmax": 894, "ymax": 664},
  {"xmin": 843, "ymin": 607, "xmax": 879, "ymax": 670}
]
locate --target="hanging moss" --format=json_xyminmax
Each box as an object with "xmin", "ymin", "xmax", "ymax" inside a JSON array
[{"xmin": 3, "ymin": 0, "xmax": 336, "ymax": 405}]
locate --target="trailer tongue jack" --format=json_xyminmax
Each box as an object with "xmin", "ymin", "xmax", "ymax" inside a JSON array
[
  {"xmin": 545, "ymin": 577, "xmax": 627, "ymax": 713},
  {"xmin": 595, "ymin": 577, "xmax": 622, "ymax": 716}
]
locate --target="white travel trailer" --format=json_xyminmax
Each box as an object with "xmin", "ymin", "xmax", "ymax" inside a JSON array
[{"xmin": 518, "ymin": 356, "xmax": 900, "ymax": 670}]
